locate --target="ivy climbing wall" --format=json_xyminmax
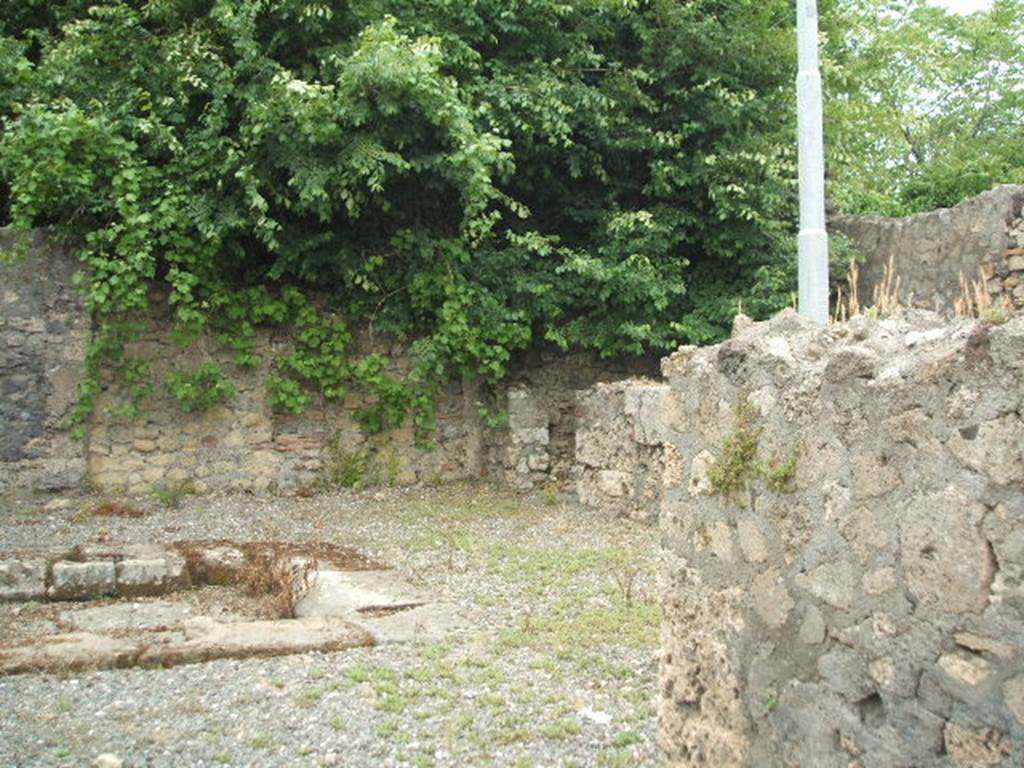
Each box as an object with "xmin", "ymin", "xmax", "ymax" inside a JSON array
[{"xmin": 0, "ymin": 228, "xmax": 652, "ymax": 495}]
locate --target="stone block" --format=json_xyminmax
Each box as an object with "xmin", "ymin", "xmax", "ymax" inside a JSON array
[
  {"xmin": 48, "ymin": 561, "xmax": 116, "ymax": 601},
  {"xmin": 0, "ymin": 558, "xmax": 47, "ymax": 601},
  {"xmin": 115, "ymin": 554, "xmax": 190, "ymax": 597}
]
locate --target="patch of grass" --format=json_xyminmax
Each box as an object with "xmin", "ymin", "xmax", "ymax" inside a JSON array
[
  {"xmin": 151, "ymin": 481, "xmax": 196, "ymax": 509},
  {"xmin": 612, "ymin": 731, "xmax": 643, "ymax": 748},
  {"xmin": 248, "ymin": 734, "xmax": 273, "ymax": 750},
  {"xmin": 329, "ymin": 716, "xmax": 346, "ymax": 732},
  {"xmin": 376, "ymin": 718, "xmax": 400, "ymax": 740},
  {"xmin": 598, "ymin": 749, "xmax": 638, "ymax": 767},
  {"xmin": 346, "ymin": 662, "xmax": 398, "ymax": 685},
  {"xmin": 541, "ymin": 717, "xmax": 582, "ymax": 740},
  {"xmin": 293, "ymin": 687, "xmax": 324, "ymax": 708},
  {"xmin": 212, "ymin": 751, "xmax": 233, "ymax": 764},
  {"xmin": 389, "ymin": 484, "xmax": 532, "ymax": 526}
]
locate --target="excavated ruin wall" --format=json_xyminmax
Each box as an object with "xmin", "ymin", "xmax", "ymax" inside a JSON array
[
  {"xmin": 658, "ymin": 309, "xmax": 1024, "ymax": 768},
  {"xmin": 0, "ymin": 228, "xmax": 652, "ymax": 495},
  {"xmin": 832, "ymin": 184, "xmax": 1024, "ymax": 314},
  {"xmin": 0, "ymin": 230, "xmax": 89, "ymax": 493},
  {"xmin": 574, "ymin": 379, "xmax": 669, "ymax": 522}
]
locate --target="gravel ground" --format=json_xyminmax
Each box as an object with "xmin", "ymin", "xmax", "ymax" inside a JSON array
[{"xmin": 0, "ymin": 483, "xmax": 661, "ymax": 768}]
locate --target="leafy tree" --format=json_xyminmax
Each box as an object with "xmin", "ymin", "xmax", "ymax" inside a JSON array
[
  {"xmin": 0, "ymin": 0, "xmax": 800, "ymax": 428},
  {"xmin": 824, "ymin": 0, "xmax": 1024, "ymax": 214}
]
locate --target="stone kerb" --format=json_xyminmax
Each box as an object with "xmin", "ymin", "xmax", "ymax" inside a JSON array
[{"xmin": 658, "ymin": 309, "xmax": 1024, "ymax": 768}]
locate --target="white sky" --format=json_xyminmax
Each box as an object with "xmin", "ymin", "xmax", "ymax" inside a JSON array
[{"xmin": 928, "ymin": 0, "xmax": 993, "ymax": 13}]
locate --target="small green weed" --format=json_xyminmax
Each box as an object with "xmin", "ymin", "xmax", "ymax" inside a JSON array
[
  {"xmin": 323, "ymin": 440, "xmax": 370, "ymax": 488},
  {"xmin": 707, "ymin": 394, "xmax": 800, "ymax": 501},
  {"xmin": 248, "ymin": 734, "xmax": 273, "ymax": 749},
  {"xmin": 542, "ymin": 717, "xmax": 582, "ymax": 740},
  {"xmin": 151, "ymin": 481, "xmax": 196, "ymax": 509}
]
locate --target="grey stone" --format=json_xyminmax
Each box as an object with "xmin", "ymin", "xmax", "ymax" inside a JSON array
[
  {"xmin": 0, "ymin": 558, "xmax": 46, "ymax": 601},
  {"xmin": 293, "ymin": 570, "xmax": 432, "ymax": 619},
  {"xmin": 346, "ymin": 601, "xmax": 473, "ymax": 644},
  {"xmin": 798, "ymin": 605, "xmax": 825, "ymax": 645},
  {"xmin": 794, "ymin": 561, "xmax": 854, "ymax": 611},
  {"xmin": 115, "ymin": 554, "xmax": 190, "ymax": 597},
  {"xmin": 62, "ymin": 601, "xmax": 194, "ymax": 633},
  {"xmin": 48, "ymin": 560, "xmax": 116, "ymax": 601},
  {"xmin": 751, "ymin": 569, "xmax": 792, "ymax": 629},
  {"xmin": 899, "ymin": 486, "xmax": 993, "ymax": 613}
]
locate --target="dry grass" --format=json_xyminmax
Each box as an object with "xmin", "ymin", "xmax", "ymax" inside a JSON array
[
  {"xmin": 833, "ymin": 254, "xmax": 906, "ymax": 322},
  {"xmin": 90, "ymin": 501, "xmax": 145, "ymax": 518},
  {"xmin": 871, "ymin": 254, "xmax": 903, "ymax": 316},
  {"xmin": 955, "ymin": 267, "xmax": 1009, "ymax": 323},
  {"xmin": 238, "ymin": 551, "xmax": 318, "ymax": 619}
]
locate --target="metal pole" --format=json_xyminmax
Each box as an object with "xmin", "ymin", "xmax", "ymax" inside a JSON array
[{"xmin": 797, "ymin": 0, "xmax": 829, "ymax": 324}]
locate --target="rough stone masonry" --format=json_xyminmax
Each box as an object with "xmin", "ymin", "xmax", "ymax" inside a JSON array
[{"xmin": 658, "ymin": 309, "xmax": 1024, "ymax": 767}]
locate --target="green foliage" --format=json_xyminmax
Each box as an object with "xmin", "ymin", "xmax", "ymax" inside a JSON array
[
  {"xmin": 707, "ymin": 395, "xmax": 799, "ymax": 501},
  {"xmin": 151, "ymin": 480, "xmax": 196, "ymax": 509},
  {"xmin": 164, "ymin": 363, "xmax": 236, "ymax": 413},
  {"xmin": 824, "ymin": 0, "xmax": 1024, "ymax": 214},
  {"xmin": 828, "ymin": 231, "xmax": 864, "ymax": 278},
  {"xmin": 322, "ymin": 441, "xmax": 370, "ymax": 489},
  {"xmin": 1, "ymin": 0, "xmax": 802, "ymax": 425},
  {"xmin": 707, "ymin": 396, "xmax": 764, "ymax": 498}
]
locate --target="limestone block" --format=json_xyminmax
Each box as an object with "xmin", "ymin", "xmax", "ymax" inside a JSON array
[
  {"xmin": 597, "ymin": 470, "xmax": 629, "ymax": 498},
  {"xmin": 947, "ymin": 413, "xmax": 1024, "ymax": 486},
  {"xmin": 1003, "ymin": 676, "xmax": 1024, "ymax": 725},
  {"xmin": 48, "ymin": 561, "xmax": 116, "ymax": 601},
  {"xmin": 0, "ymin": 558, "xmax": 47, "ymax": 601},
  {"xmin": 751, "ymin": 569, "xmax": 792, "ymax": 629},
  {"xmin": 794, "ymin": 561, "xmax": 854, "ymax": 611}
]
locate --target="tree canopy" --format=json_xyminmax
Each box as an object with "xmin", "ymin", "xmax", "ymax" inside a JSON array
[
  {"xmin": 825, "ymin": 0, "xmax": 1024, "ymax": 215},
  {"xmin": 2, "ymin": 0, "xmax": 1019, "ymax": 430},
  {"xmin": 0, "ymin": 0, "xmax": 801, "ymax": 428}
]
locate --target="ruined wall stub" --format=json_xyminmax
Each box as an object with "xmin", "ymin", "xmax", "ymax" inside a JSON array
[
  {"xmin": 0, "ymin": 229, "xmax": 88, "ymax": 493},
  {"xmin": 659, "ymin": 309, "xmax": 1024, "ymax": 768}
]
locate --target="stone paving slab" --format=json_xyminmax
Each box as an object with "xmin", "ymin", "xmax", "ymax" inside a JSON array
[
  {"xmin": 0, "ymin": 540, "xmax": 468, "ymax": 674},
  {"xmin": 294, "ymin": 569, "xmax": 433, "ymax": 617}
]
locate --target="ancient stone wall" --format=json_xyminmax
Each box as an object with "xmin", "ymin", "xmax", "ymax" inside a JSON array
[
  {"xmin": 86, "ymin": 310, "xmax": 475, "ymax": 494},
  {"xmin": 500, "ymin": 349, "xmax": 660, "ymax": 492},
  {"xmin": 658, "ymin": 309, "xmax": 1024, "ymax": 767},
  {"xmin": 0, "ymin": 230, "xmax": 88, "ymax": 493},
  {"xmin": 832, "ymin": 184, "xmax": 1024, "ymax": 314},
  {"xmin": 574, "ymin": 380, "xmax": 668, "ymax": 522},
  {"xmin": 0, "ymin": 230, "xmax": 652, "ymax": 495}
]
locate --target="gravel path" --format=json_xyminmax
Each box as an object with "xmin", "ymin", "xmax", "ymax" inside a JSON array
[{"xmin": 0, "ymin": 484, "xmax": 661, "ymax": 767}]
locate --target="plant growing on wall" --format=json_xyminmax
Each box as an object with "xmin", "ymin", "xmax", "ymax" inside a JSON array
[
  {"xmin": 707, "ymin": 394, "xmax": 799, "ymax": 502},
  {"xmin": 164, "ymin": 363, "xmax": 236, "ymax": 413}
]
